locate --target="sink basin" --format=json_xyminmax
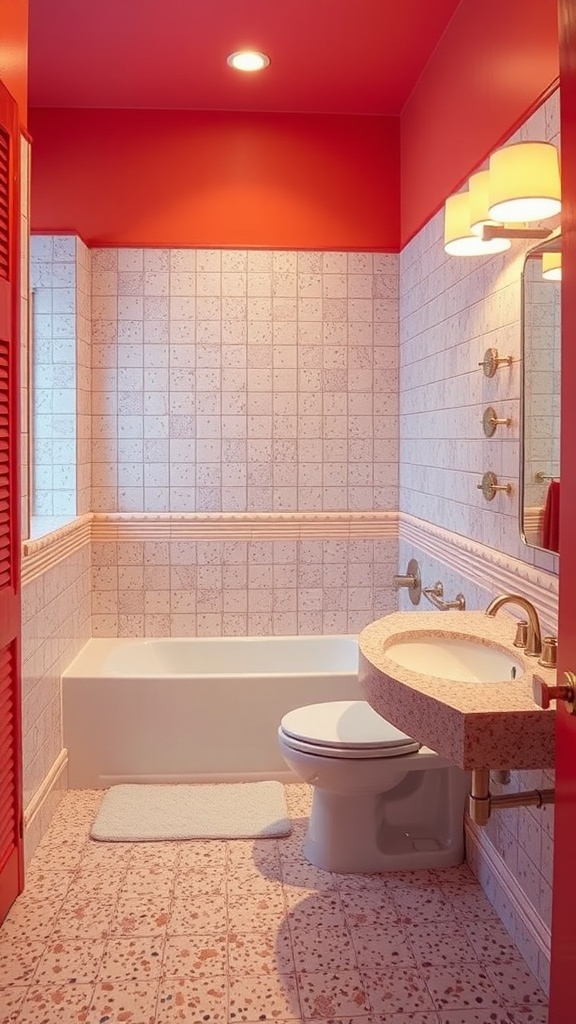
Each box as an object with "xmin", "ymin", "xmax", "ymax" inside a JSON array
[{"xmin": 384, "ymin": 636, "xmax": 523, "ymax": 683}]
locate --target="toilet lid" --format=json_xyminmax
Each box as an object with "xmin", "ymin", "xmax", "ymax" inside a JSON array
[{"xmin": 280, "ymin": 701, "xmax": 420, "ymax": 754}]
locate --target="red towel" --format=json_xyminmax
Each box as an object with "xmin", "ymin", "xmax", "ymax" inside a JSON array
[{"xmin": 542, "ymin": 480, "xmax": 560, "ymax": 552}]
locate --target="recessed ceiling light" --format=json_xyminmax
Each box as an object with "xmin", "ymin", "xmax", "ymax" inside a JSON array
[{"xmin": 227, "ymin": 50, "xmax": 270, "ymax": 73}]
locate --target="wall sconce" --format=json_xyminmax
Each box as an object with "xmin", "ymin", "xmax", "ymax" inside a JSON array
[
  {"xmin": 444, "ymin": 191, "xmax": 511, "ymax": 256},
  {"xmin": 444, "ymin": 141, "xmax": 561, "ymax": 255},
  {"xmin": 542, "ymin": 252, "xmax": 562, "ymax": 280}
]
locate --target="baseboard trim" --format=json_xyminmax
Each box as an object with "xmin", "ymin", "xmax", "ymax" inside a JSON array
[
  {"xmin": 24, "ymin": 749, "xmax": 68, "ymax": 829},
  {"xmin": 465, "ymin": 817, "xmax": 551, "ymax": 964}
]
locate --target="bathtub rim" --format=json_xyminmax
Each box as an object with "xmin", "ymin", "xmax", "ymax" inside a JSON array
[{"xmin": 62, "ymin": 633, "xmax": 360, "ymax": 680}]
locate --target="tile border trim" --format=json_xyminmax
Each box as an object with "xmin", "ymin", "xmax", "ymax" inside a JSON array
[
  {"xmin": 91, "ymin": 510, "xmax": 399, "ymax": 542},
  {"xmin": 400, "ymin": 513, "xmax": 558, "ymax": 628},
  {"xmin": 22, "ymin": 515, "xmax": 92, "ymax": 585},
  {"xmin": 22, "ymin": 511, "xmax": 399, "ymax": 583}
]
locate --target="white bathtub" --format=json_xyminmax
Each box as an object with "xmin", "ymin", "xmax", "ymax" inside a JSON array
[{"xmin": 62, "ymin": 635, "xmax": 360, "ymax": 788}]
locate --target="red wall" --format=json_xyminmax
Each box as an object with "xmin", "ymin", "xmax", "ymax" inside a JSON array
[
  {"xmin": 0, "ymin": 0, "xmax": 28, "ymax": 127},
  {"xmin": 29, "ymin": 109, "xmax": 400, "ymax": 250},
  {"xmin": 401, "ymin": 0, "xmax": 559, "ymax": 246}
]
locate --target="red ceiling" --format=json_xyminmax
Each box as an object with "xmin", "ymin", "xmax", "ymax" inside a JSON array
[{"xmin": 28, "ymin": 0, "xmax": 461, "ymax": 115}]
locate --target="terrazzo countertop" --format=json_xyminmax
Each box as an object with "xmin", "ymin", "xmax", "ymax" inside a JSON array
[{"xmin": 358, "ymin": 611, "xmax": 556, "ymax": 771}]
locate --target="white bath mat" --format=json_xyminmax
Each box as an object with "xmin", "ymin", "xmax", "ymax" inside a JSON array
[{"xmin": 90, "ymin": 781, "xmax": 292, "ymax": 842}]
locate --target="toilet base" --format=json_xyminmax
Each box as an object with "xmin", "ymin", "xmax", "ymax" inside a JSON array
[{"xmin": 303, "ymin": 767, "xmax": 469, "ymax": 874}]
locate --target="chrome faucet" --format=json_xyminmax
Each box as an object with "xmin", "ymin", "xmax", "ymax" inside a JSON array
[{"xmin": 485, "ymin": 594, "xmax": 542, "ymax": 657}]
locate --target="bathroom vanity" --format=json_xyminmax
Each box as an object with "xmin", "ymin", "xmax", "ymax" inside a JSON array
[{"xmin": 358, "ymin": 610, "xmax": 556, "ymax": 771}]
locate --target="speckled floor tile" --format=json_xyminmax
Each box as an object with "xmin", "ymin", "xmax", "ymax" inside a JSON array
[
  {"xmin": 227, "ymin": 892, "xmax": 287, "ymax": 931},
  {"xmin": 156, "ymin": 975, "xmax": 228, "ymax": 1023},
  {"xmin": 391, "ymin": 888, "xmax": 457, "ymax": 925},
  {"xmin": 52, "ymin": 897, "xmax": 116, "ymax": 940},
  {"xmin": 168, "ymin": 895, "xmax": 227, "ymax": 935},
  {"xmin": 436, "ymin": 1011, "xmax": 510, "ymax": 1023},
  {"xmin": 404, "ymin": 919, "xmax": 479, "ymax": 967},
  {"xmin": 280, "ymin": 862, "xmax": 339, "ymax": 891},
  {"xmin": 297, "ymin": 968, "xmax": 369, "ymax": 1019},
  {"xmin": 15, "ymin": 983, "xmax": 93, "ymax": 1023},
  {"xmin": 99, "ymin": 936, "xmax": 165, "ymax": 982},
  {"xmin": 177, "ymin": 841, "xmax": 227, "ymax": 872},
  {"xmin": 34, "ymin": 939, "xmax": 105, "ymax": 986},
  {"xmin": 285, "ymin": 892, "xmax": 346, "ymax": 932},
  {"xmin": 87, "ymin": 980, "xmax": 160, "ymax": 1023},
  {"xmin": 483, "ymin": 964, "xmax": 548, "ymax": 1007},
  {"xmin": 229, "ymin": 971, "xmax": 300, "ymax": 1021},
  {"xmin": 1, "ymin": 896, "xmax": 60, "ymax": 943},
  {"xmin": 361, "ymin": 967, "xmax": 436, "ymax": 1015},
  {"xmin": 0, "ymin": 939, "xmax": 46, "ymax": 985},
  {"xmin": 80, "ymin": 841, "xmax": 134, "ymax": 868},
  {"xmin": 371, "ymin": 1014, "xmax": 440, "ymax": 1024},
  {"xmin": 66, "ymin": 868, "xmax": 126, "ymax": 902},
  {"xmin": 129, "ymin": 843, "xmax": 180, "ymax": 869},
  {"xmin": 339, "ymin": 888, "xmax": 399, "ymax": 928},
  {"xmin": 121, "ymin": 867, "xmax": 175, "ymax": 899},
  {"xmin": 173, "ymin": 869, "xmax": 225, "ymax": 898},
  {"xmin": 226, "ymin": 873, "xmax": 284, "ymax": 899},
  {"xmin": 0, "ymin": 789, "xmax": 551, "ymax": 1024},
  {"xmin": 504, "ymin": 1008, "xmax": 549, "ymax": 1023},
  {"xmin": 422, "ymin": 964, "xmax": 502, "ymax": 1012},
  {"xmin": 0, "ymin": 983, "xmax": 28, "ymax": 1023},
  {"xmin": 462, "ymin": 920, "xmax": 525, "ymax": 965},
  {"xmin": 350, "ymin": 924, "xmax": 416, "ymax": 970},
  {"xmin": 228, "ymin": 928, "xmax": 295, "ymax": 976},
  {"xmin": 112, "ymin": 896, "xmax": 172, "ymax": 936},
  {"xmin": 291, "ymin": 925, "xmax": 357, "ymax": 974},
  {"xmin": 450, "ymin": 888, "xmax": 504, "ymax": 921},
  {"xmin": 162, "ymin": 934, "xmax": 227, "ymax": 978},
  {"xmin": 21, "ymin": 870, "xmax": 75, "ymax": 903}
]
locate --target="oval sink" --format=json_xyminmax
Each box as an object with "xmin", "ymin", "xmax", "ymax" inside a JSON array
[{"xmin": 383, "ymin": 636, "xmax": 523, "ymax": 683}]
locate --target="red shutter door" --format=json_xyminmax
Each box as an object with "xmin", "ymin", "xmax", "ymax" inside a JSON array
[{"xmin": 0, "ymin": 80, "xmax": 22, "ymax": 925}]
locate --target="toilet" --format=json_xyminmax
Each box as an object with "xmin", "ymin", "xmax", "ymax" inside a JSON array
[{"xmin": 278, "ymin": 700, "xmax": 470, "ymax": 874}]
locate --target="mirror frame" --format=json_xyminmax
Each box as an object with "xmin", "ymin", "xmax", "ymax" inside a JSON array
[{"xmin": 519, "ymin": 227, "xmax": 561, "ymax": 554}]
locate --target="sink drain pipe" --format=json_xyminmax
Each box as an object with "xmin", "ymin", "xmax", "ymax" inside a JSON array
[{"xmin": 469, "ymin": 769, "xmax": 555, "ymax": 826}]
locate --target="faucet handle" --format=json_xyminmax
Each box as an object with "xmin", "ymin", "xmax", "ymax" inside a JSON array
[
  {"xmin": 538, "ymin": 636, "xmax": 558, "ymax": 669},
  {"xmin": 513, "ymin": 620, "xmax": 528, "ymax": 649}
]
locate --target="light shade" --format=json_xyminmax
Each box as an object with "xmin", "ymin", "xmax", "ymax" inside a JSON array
[
  {"xmin": 488, "ymin": 142, "xmax": 561, "ymax": 223},
  {"xmin": 542, "ymin": 252, "xmax": 562, "ymax": 280},
  {"xmin": 227, "ymin": 50, "xmax": 270, "ymax": 72},
  {"xmin": 469, "ymin": 170, "xmax": 502, "ymax": 237},
  {"xmin": 444, "ymin": 192, "xmax": 511, "ymax": 256}
]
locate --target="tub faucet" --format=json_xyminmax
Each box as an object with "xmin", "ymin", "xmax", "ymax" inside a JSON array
[{"xmin": 485, "ymin": 594, "xmax": 542, "ymax": 658}]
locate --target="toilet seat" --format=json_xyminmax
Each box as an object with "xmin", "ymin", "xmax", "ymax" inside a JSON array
[{"xmin": 280, "ymin": 701, "xmax": 420, "ymax": 759}]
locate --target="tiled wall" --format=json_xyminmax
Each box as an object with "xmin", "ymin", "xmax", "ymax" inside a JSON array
[
  {"xmin": 398, "ymin": 90, "xmax": 560, "ymax": 990},
  {"xmin": 21, "ymin": 544, "xmax": 92, "ymax": 861},
  {"xmin": 90, "ymin": 249, "xmax": 398, "ymax": 514},
  {"xmin": 89, "ymin": 247, "xmax": 399, "ymax": 636},
  {"xmin": 92, "ymin": 536, "xmax": 397, "ymax": 638},
  {"xmin": 399, "ymin": 92, "xmax": 559, "ymax": 577}
]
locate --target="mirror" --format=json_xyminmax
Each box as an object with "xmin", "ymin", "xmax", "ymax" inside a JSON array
[{"xmin": 520, "ymin": 230, "xmax": 561, "ymax": 553}]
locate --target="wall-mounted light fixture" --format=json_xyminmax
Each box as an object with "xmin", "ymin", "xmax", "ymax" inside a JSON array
[
  {"xmin": 444, "ymin": 190, "xmax": 511, "ymax": 256},
  {"xmin": 542, "ymin": 252, "xmax": 562, "ymax": 280},
  {"xmin": 444, "ymin": 141, "xmax": 561, "ymax": 256}
]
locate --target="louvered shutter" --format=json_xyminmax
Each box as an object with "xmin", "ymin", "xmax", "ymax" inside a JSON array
[{"xmin": 0, "ymin": 83, "xmax": 22, "ymax": 925}]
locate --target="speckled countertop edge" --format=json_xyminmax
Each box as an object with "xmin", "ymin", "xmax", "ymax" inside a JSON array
[{"xmin": 358, "ymin": 611, "xmax": 556, "ymax": 770}]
